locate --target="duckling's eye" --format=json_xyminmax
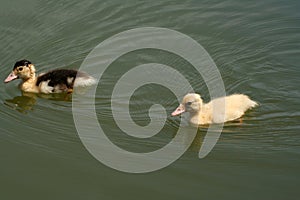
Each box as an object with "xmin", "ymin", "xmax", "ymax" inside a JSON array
[
  {"xmin": 186, "ymin": 101, "xmax": 193, "ymax": 106},
  {"xmin": 18, "ymin": 67, "xmax": 23, "ymax": 71}
]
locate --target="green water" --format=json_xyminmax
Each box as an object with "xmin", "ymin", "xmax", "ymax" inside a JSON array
[{"xmin": 1, "ymin": 0, "xmax": 300, "ymax": 200}]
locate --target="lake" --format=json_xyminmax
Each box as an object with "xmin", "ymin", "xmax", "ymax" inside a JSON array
[{"xmin": 0, "ymin": 0, "xmax": 299, "ymax": 200}]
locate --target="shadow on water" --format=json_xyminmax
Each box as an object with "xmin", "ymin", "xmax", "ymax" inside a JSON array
[
  {"xmin": 4, "ymin": 92, "xmax": 72, "ymax": 113},
  {"xmin": 168, "ymin": 115, "xmax": 251, "ymax": 154},
  {"xmin": 183, "ymin": 119, "xmax": 256, "ymax": 156}
]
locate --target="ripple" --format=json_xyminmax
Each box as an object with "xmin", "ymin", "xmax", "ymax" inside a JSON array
[{"xmin": 0, "ymin": 0, "xmax": 299, "ymax": 180}]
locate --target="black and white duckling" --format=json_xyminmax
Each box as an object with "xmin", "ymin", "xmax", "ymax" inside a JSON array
[{"xmin": 4, "ymin": 59, "xmax": 96, "ymax": 94}]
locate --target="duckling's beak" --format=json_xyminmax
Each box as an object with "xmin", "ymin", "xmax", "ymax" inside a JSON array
[
  {"xmin": 171, "ymin": 104, "xmax": 185, "ymax": 116},
  {"xmin": 4, "ymin": 71, "xmax": 18, "ymax": 83}
]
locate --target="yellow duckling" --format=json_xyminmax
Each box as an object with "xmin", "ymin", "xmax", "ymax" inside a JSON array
[{"xmin": 172, "ymin": 93, "xmax": 258, "ymax": 125}]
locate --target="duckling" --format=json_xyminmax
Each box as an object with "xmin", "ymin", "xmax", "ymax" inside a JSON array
[
  {"xmin": 4, "ymin": 59, "xmax": 96, "ymax": 94},
  {"xmin": 172, "ymin": 93, "xmax": 258, "ymax": 125}
]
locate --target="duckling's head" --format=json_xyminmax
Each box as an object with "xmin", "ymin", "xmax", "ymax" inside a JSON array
[
  {"xmin": 171, "ymin": 93, "xmax": 203, "ymax": 116},
  {"xmin": 4, "ymin": 59, "xmax": 36, "ymax": 83}
]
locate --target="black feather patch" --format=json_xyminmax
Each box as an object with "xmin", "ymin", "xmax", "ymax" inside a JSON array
[
  {"xmin": 14, "ymin": 59, "xmax": 31, "ymax": 69},
  {"xmin": 36, "ymin": 69, "xmax": 82, "ymax": 88}
]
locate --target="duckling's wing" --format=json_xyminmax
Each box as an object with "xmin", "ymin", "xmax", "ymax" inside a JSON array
[
  {"xmin": 36, "ymin": 69, "xmax": 96, "ymax": 94},
  {"xmin": 36, "ymin": 69, "xmax": 78, "ymax": 93}
]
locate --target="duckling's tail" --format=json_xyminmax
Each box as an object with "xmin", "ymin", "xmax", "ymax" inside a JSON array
[{"xmin": 249, "ymin": 99, "xmax": 259, "ymax": 109}]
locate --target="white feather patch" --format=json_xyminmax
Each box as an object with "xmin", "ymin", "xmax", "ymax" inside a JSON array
[
  {"xmin": 67, "ymin": 77, "xmax": 74, "ymax": 85},
  {"xmin": 74, "ymin": 76, "xmax": 96, "ymax": 87},
  {"xmin": 39, "ymin": 80, "xmax": 54, "ymax": 94}
]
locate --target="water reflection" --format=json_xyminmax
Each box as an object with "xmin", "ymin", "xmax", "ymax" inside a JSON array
[
  {"xmin": 4, "ymin": 92, "xmax": 72, "ymax": 113},
  {"xmin": 5, "ymin": 94, "xmax": 36, "ymax": 113},
  {"xmin": 178, "ymin": 120, "xmax": 245, "ymax": 153}
]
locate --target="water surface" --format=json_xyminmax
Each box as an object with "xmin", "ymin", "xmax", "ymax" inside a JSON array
[{"xmin": 0, "ymin": 0, "xmax": 299, "ymax": 200}]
